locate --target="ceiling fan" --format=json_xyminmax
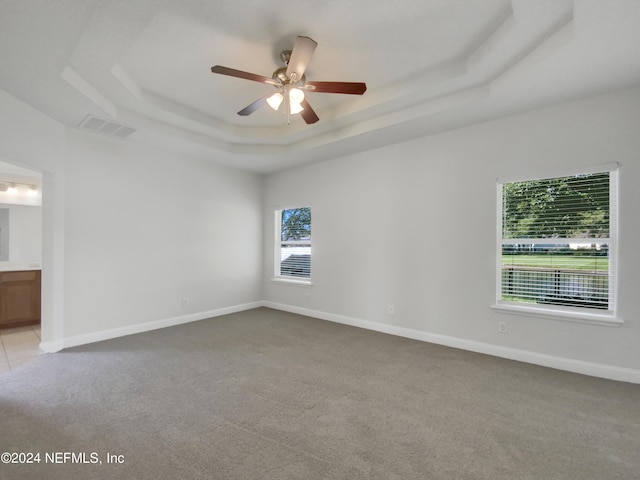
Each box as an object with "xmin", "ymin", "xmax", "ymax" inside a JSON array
[{"xmin": 211, "ymin": 36, "xmax": 366, "ymax": 125}]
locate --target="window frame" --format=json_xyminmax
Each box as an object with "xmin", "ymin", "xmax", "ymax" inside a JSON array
[
  {"xmin": 493, "ymin": 164, "xmax": 622, "ymax": 326},
  {"xmin": 273, "ymin": 206, "xmax": 312, "ymax": 285}
]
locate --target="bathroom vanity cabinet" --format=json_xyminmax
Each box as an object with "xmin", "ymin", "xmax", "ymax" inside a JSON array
[{"xmin": 0, "ymin": 270, "xmax": 41, "ymax": 329}]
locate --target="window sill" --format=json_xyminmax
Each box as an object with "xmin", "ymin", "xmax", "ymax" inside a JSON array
[
  {"xmin": 491, "ymin": 303, "xmax": 623, "ymax": 327},
  {"xmin": 271, "ymin": 277, "xmax": 313, "ymax": 287}
]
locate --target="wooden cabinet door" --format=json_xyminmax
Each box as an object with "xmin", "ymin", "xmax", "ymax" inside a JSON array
[{"xmin": 0, "ymin": 270, "xmax": 41, "ymax": 328}]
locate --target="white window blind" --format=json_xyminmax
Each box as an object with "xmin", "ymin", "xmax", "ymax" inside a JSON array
[
  {"xmin": 275, "ymin": 207, "xmax": 311, "ymax": 279},
  {"xmin": 497, "ymin": 167, "xmax": 617, "ymax": 314}
]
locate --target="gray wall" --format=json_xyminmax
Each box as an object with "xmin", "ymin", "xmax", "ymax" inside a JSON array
[
  {"xmin": 0, "ymin": 89, "xmax": 263, "ymax": 346},
  {"xmin": 62, "ymin": 128, "xmax": 263, "ymax": 337},
  {"xmin": 2, "ymin": 82, "xmax": 639, "ymax": 378},
  {"xmin": 263, "ymin": 86, "xmax": 640, "ymax": 374}
]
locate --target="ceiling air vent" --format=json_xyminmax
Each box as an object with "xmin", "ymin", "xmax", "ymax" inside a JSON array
[{"xmin": 77, "ymin": 115, "xmax": 137, "ymax": 138}]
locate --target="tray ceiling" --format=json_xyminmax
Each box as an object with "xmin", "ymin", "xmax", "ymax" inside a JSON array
[{"xmin": 1, "ymin": 0, "xmax": 639, "ymax": 173}]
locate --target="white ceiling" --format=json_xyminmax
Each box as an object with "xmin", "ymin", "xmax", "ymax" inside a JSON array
[{"xmin": 1, "ymin": 0, "xmax": 639, "ymax": 173}]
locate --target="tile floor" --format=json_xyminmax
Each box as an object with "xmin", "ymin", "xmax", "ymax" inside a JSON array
[{"xmin": 0, "ymin": 324, "xmax": 43, "ymax": 375}]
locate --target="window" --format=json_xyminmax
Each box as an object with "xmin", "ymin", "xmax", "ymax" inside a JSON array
[
  {"xmin": 496, "ymin": 165, "xmax": 618, "ymax": 320},
  {"xmin": 275, "ymin": 207, "xmax": 311, "ymax": 281}
]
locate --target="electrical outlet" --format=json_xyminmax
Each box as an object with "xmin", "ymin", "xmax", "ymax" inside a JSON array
[
  {"xmin": 498, "ymin": 321, "xmax": 508, "ymax": 334},
  {"xmin": 181, "ymin": 297, "xmax": 189, "ymax": 306},
  {"xmin": 387, "ymin": 304, "xmax": 395, "ymax": 314}
]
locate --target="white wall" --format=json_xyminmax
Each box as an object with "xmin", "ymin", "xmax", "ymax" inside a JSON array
[
  {"xmin": 0, "ymin": 89, "xmax": 263, "ymax": 348},
  {"xmin": 2, "ymin": 83, "xmax": 639, "ymax": 380},
  {"xmin": 62, "ymin": 129, "xmax": 263, "ymax": 338},
  {"xmin": 263, "ymin": 86, "xmax": 640, "ymax": 376}
]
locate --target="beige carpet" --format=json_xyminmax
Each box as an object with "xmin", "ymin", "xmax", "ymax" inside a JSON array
[{"xmin": 1, "ymin": 307, "xmax": 639, "ymax": 479}]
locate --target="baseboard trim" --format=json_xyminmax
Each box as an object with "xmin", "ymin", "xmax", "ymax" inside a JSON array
[
  {"xmin": 39, "ymin": 300, "xmax": 640, "ymax": 383},
  {"xmin": 39, "ymin": 301, "xmax": 262, "ymax": 353},
  {"xmin": 263, "ymin": 301, "xmax": 640, "ymax": 384},
  {"xmin": 40, "ymin": 339, "xmax": 64, "ymax": 353}
]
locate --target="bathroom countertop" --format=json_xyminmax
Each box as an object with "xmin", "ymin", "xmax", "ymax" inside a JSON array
[{"xmin": 0, "ymin": 265, "xmax": 41, "ymax": 272}]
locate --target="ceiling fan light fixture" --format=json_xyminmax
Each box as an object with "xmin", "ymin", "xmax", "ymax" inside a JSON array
[
  {"xmin": 289, "ymin": 101, "xmax": 304, "ymax": 115},
  {"xmin": 288, "ymin": 87, "xmax": 304, "ymax": 104},
  {"xmin": 267, "ymin": 92, "xmax": 284, "ymax": 110}
]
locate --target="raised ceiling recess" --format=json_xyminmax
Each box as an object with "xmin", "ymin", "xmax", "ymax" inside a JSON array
[{"xmin": 1, "ymin": 1, "xmax": 639, "ymax": 173}]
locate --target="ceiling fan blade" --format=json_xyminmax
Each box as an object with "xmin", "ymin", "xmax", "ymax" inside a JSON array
[
  {"xmin": 286, "ymin": 36, "xmax": 318, "ymax": 82},
  {"xmin": 299, "ymin": 99, "xmax": 319, "ymax": 124},
  {"xmin": 237, "ymin": 95, "xmax": 269, "ymax": 116},
  {"xmin": 211, "ymin": 65, "xmax": 277, "ymax": 85},
  {"xmin": 305, "ymin": 81, "xmax": 367, "ymax": 95}
]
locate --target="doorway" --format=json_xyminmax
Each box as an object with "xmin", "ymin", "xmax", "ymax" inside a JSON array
[{"xmin": 0, "ymin": 159, "xmax": 43, "ymax": 372}]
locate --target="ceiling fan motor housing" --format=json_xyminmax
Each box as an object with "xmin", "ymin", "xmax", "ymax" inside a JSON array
[{"xmin": 272, "ymin": 67, "xmax": 306, "ymax": 87}]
